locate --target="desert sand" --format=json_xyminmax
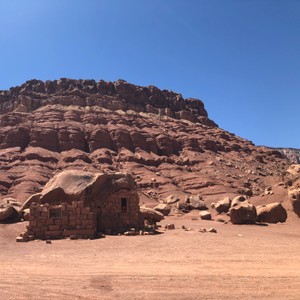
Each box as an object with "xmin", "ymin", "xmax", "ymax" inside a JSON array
[{"xmin": 1, "ymin": 214, "xmax": 300, "ymax": 300}]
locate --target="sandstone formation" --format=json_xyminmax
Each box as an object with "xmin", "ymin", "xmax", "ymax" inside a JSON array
[{"xmin": 0, "ymin": 78, "xmax": 293, "ymax": 220}]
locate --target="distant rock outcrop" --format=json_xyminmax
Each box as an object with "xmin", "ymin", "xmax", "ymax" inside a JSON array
[{"xmin": 274, "ymin": 148, "xmax": 300, "ymax": 164}]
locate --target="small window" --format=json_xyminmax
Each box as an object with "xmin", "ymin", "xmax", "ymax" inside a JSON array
[
  {"xmin": 49, "ymin": 207, "xmax": 62, "ymax": 218},
  {"xmin": 121, "ymin": 198, "xmax": 127, "ymax": 213}
]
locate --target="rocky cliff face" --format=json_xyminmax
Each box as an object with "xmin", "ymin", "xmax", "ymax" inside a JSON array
[
  {"xmin": 0, "ymin": 79, "xmax": 289, "ymax": 205},
  {"xmin": 0, "ymin": 78, "xmax": 216, "ymax": 127},
  {"xmin": 275, "ymin": 148, "xmax": 300, "ymax": 164}
]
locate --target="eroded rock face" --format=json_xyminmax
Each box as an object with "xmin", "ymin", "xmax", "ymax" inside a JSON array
[
  {"xmin": 0, "ymin": 79, "xmax": 290, "ymax": 206},
  {"xmin": 256, "ymin": 202, "xmax": 287, "ymax": 223},
  {"xmin": 0, "ymin": 79, "xmax": 214, "ymax": 125}
]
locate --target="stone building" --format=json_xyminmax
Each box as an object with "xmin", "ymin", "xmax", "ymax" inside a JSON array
[{"xmin": 23, "ymin": 170, "xmax": 143, "ymax": 240}]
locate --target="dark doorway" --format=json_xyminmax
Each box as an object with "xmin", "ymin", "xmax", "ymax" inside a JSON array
[{"xmin": 121, "ymin": 198, "xmax": 127, "ymax": 213}]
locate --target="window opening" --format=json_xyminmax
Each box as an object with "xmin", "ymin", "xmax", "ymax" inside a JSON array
[{"xmin": 49, "ymin": 207, "xmax": 62, "ymax": 218}]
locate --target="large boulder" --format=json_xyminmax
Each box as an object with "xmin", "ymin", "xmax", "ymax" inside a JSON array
[
  {"xmin": 229, "ymin": 198, "xmax": 257, "ymax": 224},
  {"xmin": 256, "ymin": 202, "xmax": 287, "ymax": 223},
  {"xmin": 140, "ymin": 207, "xmax": 164, "ymax": 223},
  {"xmin": 0, "ymin": 198, "xmax": 21, "ymax": 222},
  {"xmin": 214, "ymin": 197, "xmax": 231, "ymax": 213},
  {"xmin": 153, "ymin": 204, "xmax": 171, "ymax": 216},
  {"xmin": 22, "ymin": 170, "xmax": 137, "ymax": 208},
  {"xmin": 199, "ymin": 210, "xmax": 212, "ymax": 220},
  {"xmin": 185, "ymin": 194, "xmax": 207, "ymax": 210},
  {"xmin": 288, "ymin": 188, "xmax": 300, "ymax": 217}
]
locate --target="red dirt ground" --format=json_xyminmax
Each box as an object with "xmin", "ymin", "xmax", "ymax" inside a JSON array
[{"xmin": 1, "ymin": 213, "xmax": 300, "ymax": 300}]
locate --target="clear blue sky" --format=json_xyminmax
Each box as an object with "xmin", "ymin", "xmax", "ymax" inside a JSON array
[{"xmin": 0, "ymin": 0, "xmax": 299, "ymax": 148}]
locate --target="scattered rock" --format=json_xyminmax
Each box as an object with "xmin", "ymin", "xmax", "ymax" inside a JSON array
[
  {"xmin": 16, "ymin": 236, "xmax": 25, "ymax": 242},
  {"xmin": 185, "ymin": 195, "xmax": 207, "ymax": 210},
  {"xmin": 0, "ymin": 198, "xmax": 21, "ymax": 222},
  {"xmin": 165, "ymin": 224, "xmax": 175, "ymax": 230},
  {"xmin": 214, "ymin": 197, "xmax": 231, "ymax": 213},
  {"xmin": 164, "ymin": 194, "xmax": 180, "ymax": 204},
  {"xmin": 256, "ymin": 202, "xmax": 287, "ymax": 223},
  {"xmin": 208, "ymin": 228, "xmax": 217, "ymax": 233},
  {"xmin": 176, "ymin": 202, "xmax": 190, "ymax": 213},
  {"xmin": 199, "ymin": 210, "xmax": 212, "ymax": 220},
  {"xmin": 153, "ymin": 204, "xmax": 171, "ymax": 216},
  {"xmin": 140, "ymin": 207, "xmax": 164, "ymax": 223}
]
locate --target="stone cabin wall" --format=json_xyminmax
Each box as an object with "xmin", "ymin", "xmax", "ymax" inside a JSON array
[
  {"xmin": 27, "ymin": 201, "xmax": 96, "ymax": 240},
  {"xmin": 91, "ymin": 189, "xmax": 143, "ymax": 233},
  {"xmin": 26, "ymin": 188, "xmax": 143, "ymax": 240}
]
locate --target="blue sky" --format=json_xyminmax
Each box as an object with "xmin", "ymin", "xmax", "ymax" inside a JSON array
[{"xmin": 0, "ymin": 0, "xmax": 299, "ymax": 148}]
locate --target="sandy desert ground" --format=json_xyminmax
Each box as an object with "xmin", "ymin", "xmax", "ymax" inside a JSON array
[{"xmin": 1, "ymin": 213, "xmax": 300, "ymax": 300}]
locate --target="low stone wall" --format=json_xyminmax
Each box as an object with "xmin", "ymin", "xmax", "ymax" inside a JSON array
[{"xmin": 26, "ymin": 201, "xmax": 96, "ymax": 240}]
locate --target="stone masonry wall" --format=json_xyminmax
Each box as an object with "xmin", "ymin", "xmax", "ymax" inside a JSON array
[
  {"xmin": 93, "ymin": 190, "xmax": 143, "ymax": 233},
  {"xmin": 27, "ymin": 201, "xmax": 96, "ymax": 240}
]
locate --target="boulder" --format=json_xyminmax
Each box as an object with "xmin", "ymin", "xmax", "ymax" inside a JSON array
[
  {"xmin": 140, "ymin": 207, "xmax": 164, "ymax": 223},
  {"xmin": 288, "ymin": 188, "xmax": 300, "ymax": 217},
  {"xmin": 22, "ymin": 170, "xmax": 137, "ymax": 207},
  {"xmin": 185, "ymin": 194, "xmax": 207, "ymax": 210},
  {"xmin": 199, "ymin": 210, "xmax": 212, "ymax": 220},
  {"xmin": 0, "ymin": 198, "xmax": 21, "ymax": 222},
  {"xmin": 164, "ymin": 194, "xmax": 180, "ymax": 204},
  {"xmin": 214, "ymin": 197, "xmax": 231, "ymax": 213},
  {"xmin": 256, "ymin": 202, "xmax": 287, "ymax": 223},
  {"xmin": 229, "ymin": 200, "xmax": 257, "ymax": 224},
  {"xmin": 153, "ymin": 204, "xmax": 171, "ymax": 216},
  {"xmin": 176, "ymin": 202, "xmax": 189, "ymax": 213}
]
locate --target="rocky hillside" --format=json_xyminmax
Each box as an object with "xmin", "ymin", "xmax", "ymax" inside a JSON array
[
  {"xmin": 276, "ymin": 148, "xmax": 300, "ymax": 164},
  {"xmin": 0, "ymin": 79, "xmax": 290, "ymax": 207}
]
